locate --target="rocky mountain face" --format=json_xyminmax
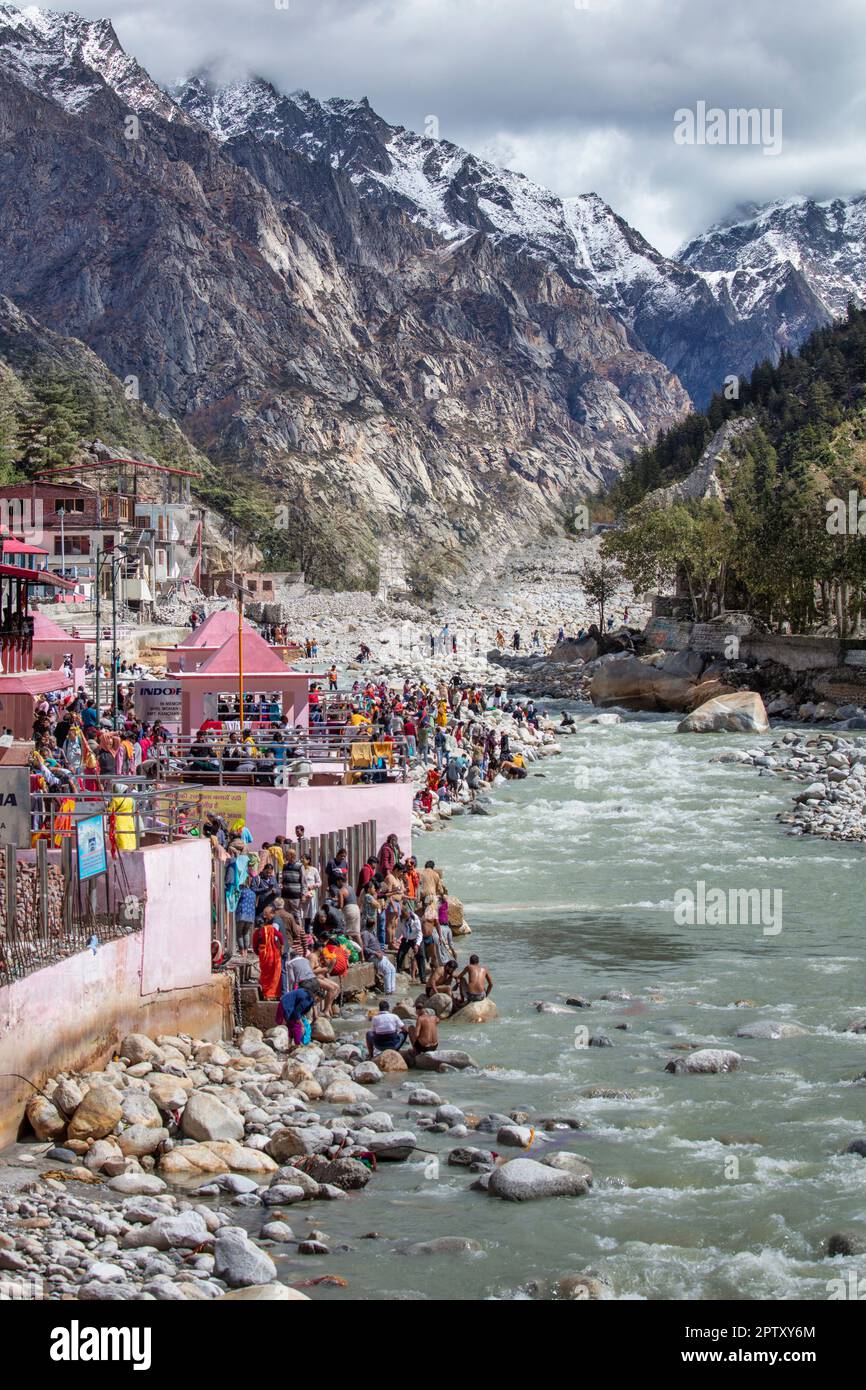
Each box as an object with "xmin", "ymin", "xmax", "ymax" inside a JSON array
[
  {"xmin": 679, "ymin": 196, "xmax": 866, "ymax": 369},
  {"xmin": 0, "ymin": 7, "xmax": 863, "ymax": 591},
  {"xmin": 0, "ymin": 6, "xmax": 691, "ymax": 588},
  {"xmin": 0, "ymin": 292, "xmax": 208, "ymax": 477},
  {"xmin": 176, "ymin": 77, "xmax": 866, "ymax": 407}
]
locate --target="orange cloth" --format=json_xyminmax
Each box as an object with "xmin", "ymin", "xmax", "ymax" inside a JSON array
[{"xmin": 257, "ymin": 922, "xmax": 282, "ymax": 999}]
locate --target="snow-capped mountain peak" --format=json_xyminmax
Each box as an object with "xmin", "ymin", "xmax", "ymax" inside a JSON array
[
  {"xmin": 680, "ymin": 194, "xmax": 866, "ymax": 319},
  {"xmin": 0, "ymin": 3, "xmax": 181, "ymax": 118}
]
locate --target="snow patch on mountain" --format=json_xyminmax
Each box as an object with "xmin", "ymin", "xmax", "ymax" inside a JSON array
[
  {"xmin": 681, "ymin": 195, "xmax": 866, "ymax": 319},
  {"xmin": 0, "ymin": 3, "xmax": 181, "ymax": 119}
]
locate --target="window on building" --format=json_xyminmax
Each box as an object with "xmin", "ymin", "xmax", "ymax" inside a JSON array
[
  {"xmin": 262, "ymin": 580, "xmax": 273, "ymax": 593},
  {"xmin": 54, "ymin": 535, "xmax": 90, "ymax": 556},
  {"xmin": 119, "ymin": 498, "xmax": 130, "ymax": 522},
  {"xmin": 55, "ymin": 497, "xmax": 85, "ymax": 513}
]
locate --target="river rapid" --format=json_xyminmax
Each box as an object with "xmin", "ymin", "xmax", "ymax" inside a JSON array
[{"xmin": 281, "ymin": 707, "xmax": 865, "ymax": 1301}]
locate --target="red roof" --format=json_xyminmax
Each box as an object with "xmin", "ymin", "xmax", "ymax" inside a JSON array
[
  {"xmin": 1, "ymin": 537, "xmax": 48, "ymax": 556},
  {"xmin": 31, "ymin": 611, "xmax": 86, "ymax": 644},
  {"xmin": 0, "ymin": 670, "xmax": 72, "ymax": 695},
  {"xmin": 178, "ymin": 629, "xmax": 298, "ymax": 678},
  {"xmin": 0, "ymin": 563, "xmax": 76, "ymax": 589}
]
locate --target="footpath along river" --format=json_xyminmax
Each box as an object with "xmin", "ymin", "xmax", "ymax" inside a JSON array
[{"xmin": 269, "ymin": 708, "xmax": 866, "ymax": 1301}]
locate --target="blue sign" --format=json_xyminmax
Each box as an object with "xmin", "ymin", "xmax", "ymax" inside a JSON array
[{"xmin": 77, "ymin": 814, "xmax": 107, "ymax": 881}]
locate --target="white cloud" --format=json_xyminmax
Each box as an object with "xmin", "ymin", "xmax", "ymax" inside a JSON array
[{"xmin": 64, "ymin": 0, "xmax": 866, "ymax": 254}]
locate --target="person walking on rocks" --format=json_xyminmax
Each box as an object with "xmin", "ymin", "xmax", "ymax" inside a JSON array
[{"xmin": 396, "ymin": 900, "xmax": 425, "ymax": 982}]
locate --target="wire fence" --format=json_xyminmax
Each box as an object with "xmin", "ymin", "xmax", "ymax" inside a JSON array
[
  {"xmin": 1, "ymin": 783, "xmax": 207, "ymax": 986},
  {"xmin": 0, "ymin": 839, "xmax": 139, "ymax": 985}
]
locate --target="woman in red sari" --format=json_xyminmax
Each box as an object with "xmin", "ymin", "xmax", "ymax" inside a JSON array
[{"xmin": 252, "ymin": 910, "xmax": 284, "ymax": 999}]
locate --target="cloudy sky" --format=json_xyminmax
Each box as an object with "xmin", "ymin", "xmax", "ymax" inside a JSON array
[{"xmin": 71, "ymin": 0, "xmax": 866, "ymax": 254}]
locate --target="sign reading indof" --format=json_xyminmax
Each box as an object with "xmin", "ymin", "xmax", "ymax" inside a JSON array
[{"xmin": 133, "ymin": 680, "xmax": 182, "ymax": 725}]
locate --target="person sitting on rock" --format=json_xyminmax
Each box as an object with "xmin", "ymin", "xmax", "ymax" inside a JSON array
[
  {"xmin": 456, "ymin": 954, "xmax": 493, "ymax": 1006},
  {"xmin": 408, "ymin": 1002, "xmax": 439, "ymax": 1056},
  {"xmin": 366, "ymin": 1000, "xmax": 408, "ymax": 1057}
]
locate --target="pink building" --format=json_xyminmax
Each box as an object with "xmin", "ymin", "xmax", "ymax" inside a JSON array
[
  {"xmin": 30, "ymin": 610, "xmax": 88, "ymax": 688},
  {"xmin": 158, "ymin": 608, "xmax": 261, "ymax": 674},
  {"xmin": 176, "ymin": 627, "xmax": 314, "ymax": 732}
]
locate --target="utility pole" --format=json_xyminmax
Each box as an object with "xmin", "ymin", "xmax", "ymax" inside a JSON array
[
  {"xmin": 95, "ymin": 548, "xmax": 101, "ymax": 718},
  {"xmin": 111, "ymin": 550, "xmax": 117, "ymax": 720},
  {"xmin": 237, "ymin": 583, "xmax": 244, "ymax": 737},
  {"xmin": 58, "ymin": 505, "xmax": 65, "ymax": 576}
]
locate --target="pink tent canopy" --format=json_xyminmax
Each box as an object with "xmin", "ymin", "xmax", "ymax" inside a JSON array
[{"xmin": 179, "ymin": 628, "xmax": 295, "ymax": 678}]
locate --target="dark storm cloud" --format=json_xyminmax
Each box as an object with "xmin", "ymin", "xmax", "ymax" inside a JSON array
[{"xmin": 69, "ymin": 0, "xmax": 866, "ymax": 253}]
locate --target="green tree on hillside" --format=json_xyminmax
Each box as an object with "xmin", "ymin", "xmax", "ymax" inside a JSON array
[{"xmin": 16, "ymin": 372, "xmax": 89, "ymax": 469}]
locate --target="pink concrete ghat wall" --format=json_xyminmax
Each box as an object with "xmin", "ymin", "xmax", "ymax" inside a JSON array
[
  {"xmin": 0, "ymin": 838, "xmax": 231, "ymax": 1149},
  {"xmin": 242, "ymin": 782, "xmax": 415, "ymax": 846}
]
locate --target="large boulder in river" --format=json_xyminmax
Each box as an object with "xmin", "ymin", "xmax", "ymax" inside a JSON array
[
  {"xmin": 266, "ymin": 1125, "xmax": 333, "ymax": 1160},
  {"xmin": 665, "ymin": 1048, "xmax": 744, "ymax": 1074},
  {"xmin": 550, "ymin": 637, "xmax": 597, "ymax": 663},
  {"xmin": 159, "ymin": 1143, "xmax": 231, "ymax": 1176},
  {"xmin": 417, "ymin": 990, "xmax": 452, "ymax": 1019},
  {"xmin": 734, "ymin": 1020, "xmax": 807, "ymax": 1040},
  {"xmin": 591, "ymin": 656, "xmax": 730, "ymax": 713},
  {"xmin": 455, "ymin": 999, "xmax": 499, "ymax": 1024},
  {"xmin": 488, "ymin": 1157, "xmax": 590, "ymax": 1201},
  {"xmin": 677, "ymin": 691, "xmax": 769, "ymax": 735},
  {"xmin": 413, "ymin": 1050, "xmax": 477, "ymax": 1072},
  {"xmin": 363, "ymin": 1131, "xmax": 417, "ymax": 1161},
  {"xmin": 214, "ymin": 1228, "xmax": 277, "ymax": 1288},
  {"xmin": 376, "ymin": 1049, "xmax": 408, "ymax": 1073}
]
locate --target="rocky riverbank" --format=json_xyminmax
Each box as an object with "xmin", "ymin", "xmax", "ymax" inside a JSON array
[
  {"xmin": 1, "ymin": 1010, "xmax": 608, "ymax": 1302},
  {"xmin": 715, "ymin": 731, "xmax": 866, "ymax": 843}
]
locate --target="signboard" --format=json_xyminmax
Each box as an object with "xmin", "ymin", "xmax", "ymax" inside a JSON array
[
  {"xmin": 0, "ymin": 763, "xmax": 31, "ymax": 848},
  {"xmin": 196, "ymin": 788, "xmax": 249, "ymax": 826},
  {"xmin": 133, "ymin": 680, "xmax": 182, "ymax": 725},
  {"xmin": 76, "ymin": 813, "xmax": 107, "ymax": 881}
]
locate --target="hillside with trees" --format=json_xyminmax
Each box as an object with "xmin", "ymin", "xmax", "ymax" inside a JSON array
[{"xmin": 604, "ymin": 307, "xmax": 866, "ymax": 635}]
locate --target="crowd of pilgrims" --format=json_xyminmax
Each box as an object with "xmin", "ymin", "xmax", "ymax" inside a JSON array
[
  {"xmin": 213, "ymin": 823, "xmax": 491, "ymax": 1049},
  {"xmin": 25, "ymin": 671, "xmax": 551, "ymax": 876}
]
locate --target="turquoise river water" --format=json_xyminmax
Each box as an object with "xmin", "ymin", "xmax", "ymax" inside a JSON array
[{"xmin": 267, "ymin": 709, "xmax": 865, "ymax": 1301}]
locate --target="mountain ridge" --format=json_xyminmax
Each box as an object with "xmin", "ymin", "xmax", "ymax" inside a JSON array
[{"xmin": 0, "ymin": 5, "xmax": 864, "ymax": 590}]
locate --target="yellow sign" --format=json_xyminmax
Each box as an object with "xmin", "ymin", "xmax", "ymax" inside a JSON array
[{"xmin": 196, "ymin": 788, "xmax": 249, "ymax": 826}]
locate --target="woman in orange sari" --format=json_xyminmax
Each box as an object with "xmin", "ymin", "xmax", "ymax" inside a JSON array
[{"xmin": 252, "ymin": 910, "xmax": 284, "ymax": 999}]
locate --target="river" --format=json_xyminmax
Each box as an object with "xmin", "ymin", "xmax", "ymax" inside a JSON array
[{"xmin": 270, "ymin": 708, "xmax": 865, "ymax": 1301}]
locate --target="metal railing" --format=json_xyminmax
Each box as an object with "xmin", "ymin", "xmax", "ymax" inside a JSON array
[
  {"xmin": 31, "ymin": 781, "xmax": 208, "ymax": 848},
  {"xmin": 141, "ymin": 731, "xmax": 410, "ymax": 784},
  {"xmin": 0, "ymin": 838, "xmax": 141, "ymax": 986}
]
